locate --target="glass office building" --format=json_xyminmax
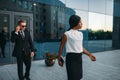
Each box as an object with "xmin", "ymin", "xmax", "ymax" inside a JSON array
[{"xmin": 0, "ymin": 0, "xmax": 119, "ymax": 65}]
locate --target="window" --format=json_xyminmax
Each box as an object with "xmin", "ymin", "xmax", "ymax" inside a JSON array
[{"xmin": 23, "ymin": 1, "xmax": 28, "ymax": 9}]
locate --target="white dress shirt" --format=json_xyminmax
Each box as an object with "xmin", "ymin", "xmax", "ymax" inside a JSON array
[{"xmin": 65, "ymin": 29, "xmax": 83, "ymax": 53}]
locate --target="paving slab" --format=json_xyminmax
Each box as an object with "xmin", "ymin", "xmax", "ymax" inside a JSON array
[{"xmin": 0, "ymin": 50, "xmax": 120, "ymax": 80}]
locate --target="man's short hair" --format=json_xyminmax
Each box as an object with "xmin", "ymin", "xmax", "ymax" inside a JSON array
[{"xmin": 17, "ymin": 20, "xmax": 26, "ymax": 25}]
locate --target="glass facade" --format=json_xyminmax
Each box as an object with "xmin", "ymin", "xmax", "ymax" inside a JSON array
[
  {"xmin": 62, "ymin": 0, "xmax": 114, "ymax": 52},
  {"xmin": 0, "ymin": 0, "xmax": 119, "ymax": 65},
  {"xmin": 112, "ymin": 0, "xmax": 120, "ymax": 48}
]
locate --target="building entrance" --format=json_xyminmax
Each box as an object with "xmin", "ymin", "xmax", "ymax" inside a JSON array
[{"xmin": 0, "ymin": 10, "xmax": 33, "ymax": 65}]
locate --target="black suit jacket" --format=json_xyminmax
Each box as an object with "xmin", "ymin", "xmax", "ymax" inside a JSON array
[{"xmin": 11, "ymin": 29, "xmax": 34, "ymax": 57}]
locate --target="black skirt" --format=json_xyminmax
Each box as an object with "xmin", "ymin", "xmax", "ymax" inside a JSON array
[{"xmin": 66, "ymin": 53, "xmax": 83, "ymax": 80}]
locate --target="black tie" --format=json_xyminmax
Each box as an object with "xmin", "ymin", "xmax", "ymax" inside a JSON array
[{"xmin": 20, "ymin": 31, "xmax": 25, "ymax": 38}]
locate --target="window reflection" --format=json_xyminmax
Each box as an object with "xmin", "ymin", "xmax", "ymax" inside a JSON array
[
  {"xmin": 33, "ymin": 3, "xmax": 66, "ymax": 42},
  {"xmin": 89, "ymin": 0, "xmax": 106, "ymax": 14},
  {"xmin": 114, "ymin": 1, "xmax": 120, "ymax": 16},
  {"xmin": 66, "ymin": 0, "xmax": 89, "ymax": 11},
  {"xmin": 89, "ymin": 12, "xmax": 113, "ymax": 32},
  {"xmin": 59, "ymin": 0, "xmax": 66, "ymax": 4},
  {"xmin": 105, "ymin": 15, "xmax": 113, "ymax": 31},
  {"xmin": 106, "ymin": 0, "xmax": 114, "ymax": 15},
  {"xmin": 31, "ymin": 0, "xmax": 113, "ymax": 53},
  {"xmin": 18, "ymin": 0, "xmax": 22, "ymax": 6},
  {"xmin": 23, "ymin": 1, "xmax": 28, "ymax": 9},
  {"xmin": 89, "ymin": 12, "xmax": 106, "ymax": 31}
]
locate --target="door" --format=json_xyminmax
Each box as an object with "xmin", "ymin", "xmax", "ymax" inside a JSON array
[
  {"xmin": 0, "ymin": 12, "xmax": 11, "ymax": 65},
  {"xmin": 0, "ymin": 10, "xmax": 33, "ymax": 65}
]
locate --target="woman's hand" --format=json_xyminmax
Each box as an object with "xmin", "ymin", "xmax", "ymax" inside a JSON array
[
  {"xmin": 57, "ymin": 56, "xmax": 64, "ymax": 67},
  {"xmin": 89, "ymin": 54, "xmax": 96, "ymax": 61},
  {"xmin": 83, "ymin": 48, "xmax": 96, "ymax": 61}
]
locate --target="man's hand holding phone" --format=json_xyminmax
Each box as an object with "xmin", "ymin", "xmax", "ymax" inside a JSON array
[{"xmin": 16, "ymin": 25, "xmax": 20, "ymax": 32}]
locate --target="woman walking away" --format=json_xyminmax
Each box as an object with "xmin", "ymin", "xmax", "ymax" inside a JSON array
[{"xmin": 57, "ymin": 15, "xmax": 96, "ymax": 80}]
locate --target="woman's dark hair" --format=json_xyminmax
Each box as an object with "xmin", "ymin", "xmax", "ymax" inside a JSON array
[{"xmin": 69, "ymin": 15, "xmax": 81, "ymax": 29}]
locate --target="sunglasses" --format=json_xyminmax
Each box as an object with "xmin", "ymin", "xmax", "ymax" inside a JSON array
[{"xmin": 22, "ymin": 25, "xmax": 27, "ymax": 28}]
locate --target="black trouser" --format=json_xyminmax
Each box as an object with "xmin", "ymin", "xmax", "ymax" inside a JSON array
[
  {"xmin": 66, "ymin": 53, "xmax": 83, "ymax": 80},
  {"xmin": 0, "ymin": 44, "xmax": 5, "ymax": 57},
  {"xmin": 16, "ymin": 52, "xmax": 31, "ymax": 80}
]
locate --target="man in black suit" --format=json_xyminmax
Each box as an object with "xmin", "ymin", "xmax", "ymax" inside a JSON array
[{"xmin": 11, "ymin": 20, "xmax": 35, "ymax": 80}]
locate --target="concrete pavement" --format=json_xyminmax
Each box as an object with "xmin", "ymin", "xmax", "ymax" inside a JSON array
[{"xmin": 0, "ymin": 49, "xmax": 120, "ymax": 80}]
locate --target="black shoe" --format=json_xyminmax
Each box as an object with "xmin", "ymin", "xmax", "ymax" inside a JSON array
[
  {"xmin": 26, "ymin": 78, "xmax": 31, "ymax": 80},
  {"xmin": 24, "ymin": 76, "xmax": 31, "ymax": 80},
  {"xmin": 19, "ymin": 77, "xmax": 24, "ymax": 80}
]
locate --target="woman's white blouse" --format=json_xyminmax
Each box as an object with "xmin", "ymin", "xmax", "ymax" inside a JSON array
[{"xmin": 65, "ymin": 29, "xmax": 83, "ymax": 53}]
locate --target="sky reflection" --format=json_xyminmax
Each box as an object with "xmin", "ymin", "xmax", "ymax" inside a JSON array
[{"xmin": 59, "ymin": 0, "xmax": 113, "ymax": 31}]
